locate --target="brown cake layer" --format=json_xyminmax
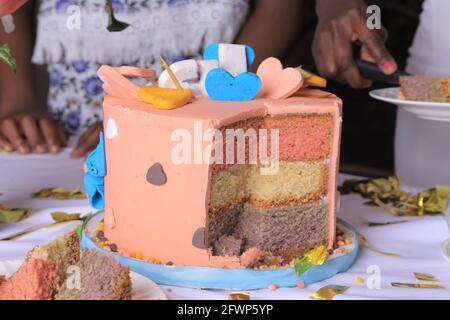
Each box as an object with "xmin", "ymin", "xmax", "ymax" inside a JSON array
[
  {"xmin": 56, "ymin": 249, "xmax": 131, "ymax": 300},
  {"xmin": 208, "ymin": 201, "xmax": 329, "ymax": 258},
  {"xmin": 400, "ymin": 76, "xmax": 450, "ymax": 102}
]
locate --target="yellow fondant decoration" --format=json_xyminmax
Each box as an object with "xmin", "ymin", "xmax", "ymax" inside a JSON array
[
  {"xmin": 138, "ymin": 86, "xmax": 192, "ymax": 110},
  {"xmin": 296, "ymin": 67, "xmax": 327, "ymax": 88}
]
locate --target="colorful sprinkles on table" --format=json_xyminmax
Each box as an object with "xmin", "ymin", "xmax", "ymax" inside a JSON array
[{"xmin": 92, "ymin": 221, "xmax": 354, "ymax": 271}]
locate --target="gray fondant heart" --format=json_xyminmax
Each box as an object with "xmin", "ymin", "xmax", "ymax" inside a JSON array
[
  {"xmin": 146, "ymin": 163, "xmax": 167, "ymax": 186},
  {"xmin": 192, "ymin": 227, "xmax": 206, "ymax": 249}
]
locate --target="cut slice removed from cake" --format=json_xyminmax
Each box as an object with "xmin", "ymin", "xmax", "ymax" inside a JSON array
[{"xmin": 56, "ymin": 249, "xmax": 132, "ymax": 300}]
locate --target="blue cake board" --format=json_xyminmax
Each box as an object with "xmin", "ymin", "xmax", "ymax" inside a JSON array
[{"xmin": 81, "ymin": 212, "xmax": 359, "ymax": 290}]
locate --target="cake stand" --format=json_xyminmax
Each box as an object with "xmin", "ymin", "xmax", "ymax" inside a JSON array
[{"xmin": 81, "ymin": 212, "xmax": 359, "ymax": 290}]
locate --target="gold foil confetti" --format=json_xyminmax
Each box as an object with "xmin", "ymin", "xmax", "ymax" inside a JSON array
[
  {"xmin": 309, "ymin": 285, "xmax": 349, "ymax": 300},
  {"xmin": 304, "ymin": 245, "xmax": 329, "ymax": 265},
  {"xmin": 32, "ymin": 187, "xmax": 86, "ymax": 200},
  {"xmin": 340, "ymin": 177, "xmax": 450, "ymax": 216},
  {"xmin": 391, "ymin": 283, "xmax": 444, "ymax": 289},
  {"xmin": 228, "ymin": 293, "xmax": 251, "ymax": 300},
  {"xmin": 51, "ymin": 212, "xmax": 82, "ymax": 223},
  {"xmin": 0, "ymin": 204, "xmax": 31, "ymax": 223},
  {"xmin": 293, "ymin": 245, "xmax": 330, "ymax": 276},
  {"xmin": 413, "ymin": 272, "xmax": 438, "ymax": 282},
  {"xmin": 358, "ymin": 233, "xmax": 400, "ymax": 258},
  {"xmin": 360, "ymin": 216, "xmax": 408, "ymax": 227}
]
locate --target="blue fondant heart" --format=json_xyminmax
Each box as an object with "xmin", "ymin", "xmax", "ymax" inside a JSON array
[
  {"xmin": 203, "ymin": 43, "xmax": 255, "ymax": 67},
  {"xmin": 205, "ymin": 68, "xmax": 262, "ymax": 101}
]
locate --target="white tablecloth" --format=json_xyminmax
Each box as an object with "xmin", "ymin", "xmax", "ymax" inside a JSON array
[{"xmin": 1, "ymin": 148, "xmax": 450, "ymax": 300}]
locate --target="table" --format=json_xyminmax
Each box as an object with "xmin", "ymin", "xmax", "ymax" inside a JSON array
[{"xmin": 1, "ymin": 147, "xmax": 450, "ymax": 300}]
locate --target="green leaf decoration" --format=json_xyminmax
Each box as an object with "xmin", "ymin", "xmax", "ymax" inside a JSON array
[
  {"xmin": 75, "ymin": 225, "xmax": 83, "ymax": 239},
  {"xmin": 0, "ymin": 204, "xmax": 30, "ymax": 223},
  {"xmin": 105, "ymin": 0, "xmax": 129, "ymax": 32},
  {"xmin": 0, "ymin": 44, "xmax": 17, "ymax": 73},
  {"xmin": 293, "ymin": 257, "xmax": 312, "ymax": 276}
]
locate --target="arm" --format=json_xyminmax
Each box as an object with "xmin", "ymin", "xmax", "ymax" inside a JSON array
[
  {"xmin": 313, "ymin": 0, "xmax": 397, "ymax": 89},
  {"xmin": 0, "ymin": 1, "xmax": 66, "ymax": 154},
  {"xmin": 0, "ymin": 1, "xmax": 35, "ymax": 115},
  {"xmin": 235, "ymin": 0, "xmax": 303, "ymax": 70}
]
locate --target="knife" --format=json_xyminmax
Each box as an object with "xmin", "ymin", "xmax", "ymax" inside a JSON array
[{"xmin": 356, "ymin": 59, "xmax": 410, "ymax": 86}]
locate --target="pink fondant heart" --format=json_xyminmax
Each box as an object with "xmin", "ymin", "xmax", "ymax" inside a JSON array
[{"xmin": 257, "ymin": 57, "xmax": 303, "ymax": 99}]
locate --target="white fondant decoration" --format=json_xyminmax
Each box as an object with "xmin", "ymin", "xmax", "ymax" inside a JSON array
[
  {"xmin": 218, "ymin": 44, "xmax": 247, "ymax": 76},
  {"xmin": 197, "ymin": 60, "xmax": 219, "ymax": 96},
  {"xmin": 158, "ymin": 59, "xmax": 219, "ymax": 97},
  {"xmin": 106, "ymin": 118, "xmax": 118, "ymax": 140},
  {"xmin": 158, "ymin": 59, "xmax": 198, "ymax": 90},
  {"xmin": 1, "ymin": 15, "xmax": 15, "ymax": 34}
]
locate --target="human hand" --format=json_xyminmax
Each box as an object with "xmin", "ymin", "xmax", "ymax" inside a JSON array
[
  {"xmin": 70, "ymin": 121, "xmax": 102, "ymax": 159},
  {"xmin": 0, "ymin": 111, "xmax": 67, "ymax": 154},
  {"xmin": 312, "ymin": 0, "xmax": 397, "ymax": 89}
]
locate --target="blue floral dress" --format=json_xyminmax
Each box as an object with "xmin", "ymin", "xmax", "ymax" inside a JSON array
[{"xmin": 32, "ymin": 0, "xmax": 250, "ymax": 134}]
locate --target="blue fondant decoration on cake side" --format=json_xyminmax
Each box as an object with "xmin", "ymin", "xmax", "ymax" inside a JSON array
[
  {"xmin": 84, "ymin": 132, "xmax": 106, "ymax": 210},
  {"xmin": 86, "ymin": 132, "xmax": 106, "ymax": 177},
  {"xmin": 203, "ymin": 43, "xmax": 255, "ymax": 67},
  {"xmin": 82, "ymin": 212, "xmax": 360, "ymax": 290},
  {"xmin": 205, "ymin": 68, "xmax": 262, "ymax": 101},
  {"xmin": 84, "ymin": 174, "xmax": 105, "ymax": 210}
]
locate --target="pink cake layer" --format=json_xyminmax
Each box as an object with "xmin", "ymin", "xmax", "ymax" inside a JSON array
[
  {"xmin": 102, "ymin": 92, "xmax": 342, "ymax": 268},
  {"xmin": 210, "ymin": 114, "xmax": 334, "ymax": 174},
  {"xmin": 0, "ymin": 258, "xmax": 58, "ymax": 300}
]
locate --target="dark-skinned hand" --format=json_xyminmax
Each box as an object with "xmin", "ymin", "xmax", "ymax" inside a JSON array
[
  {"xmin": 0, "ymin": 111, "xmax": 67, "ymax": 154},
  {"xmin": 70, "ymin": 121, "xmax": 102, "ymax": 159},
  {"xmin": 313, "ymin": 0, "xmax": 398, "ymax": 89}
]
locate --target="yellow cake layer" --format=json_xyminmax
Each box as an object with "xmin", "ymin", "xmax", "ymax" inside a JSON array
[{"xmin": 209, "ymin": 161, "xmax": 328, "ymax": 214}]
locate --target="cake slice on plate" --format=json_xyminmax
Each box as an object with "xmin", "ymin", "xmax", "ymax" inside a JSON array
[
  {"xmin": 0, "ymin": 258, "xmax": 59, "ymax": 300},
  {"xmin": 56, "ymin": 249, "xmax": 132, "ymax": 300},
  {"xmin": 1, "ymin": 232, "xmax": 132, "ymax": 300},
  {"xmin": 400, "ymin": 76, "xmax": 450, "ymax": 102},
  {"xmin": 26, "ymin": 230, "xmax": 80, "ymax": 286}
]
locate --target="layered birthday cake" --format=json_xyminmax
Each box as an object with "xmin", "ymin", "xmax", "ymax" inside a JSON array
[{"xmin": 85, "ymin": 44, "xmax": 343, "ymax": 270}]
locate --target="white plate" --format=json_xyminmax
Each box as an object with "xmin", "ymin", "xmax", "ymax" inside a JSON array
[
  {"xmin": 0, "ymin": 260, "xmax": 167, "ymax": 300},
  {"xmin": 442, "ymin": 238, "xmax": 450, "ymax": 263},
  {"xmin": 369, "ymin": 87, "xmax": 450, "ymax": 121}
]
